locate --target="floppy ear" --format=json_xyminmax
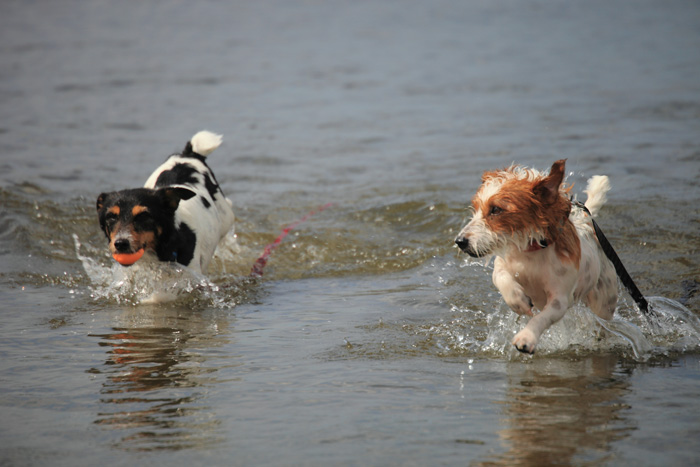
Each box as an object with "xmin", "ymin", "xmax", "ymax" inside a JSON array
[
  {"xmin": 159, "ymin": 187, "xmax": 196, "ymax": 211},
  {"xmin": 533, "ymin": 159, "xmax": 566, "ymax": 204},
  {"xmin": 96, "ymin": 193, "xmax": 109, "ymax": 211}
]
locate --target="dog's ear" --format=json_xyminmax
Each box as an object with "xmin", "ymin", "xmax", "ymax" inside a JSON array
[
  {"xmin": 96, "ymin": 193, "xmax": 109, "ymax": 211},
  {"xmin": 159, "ymin": 187, "xmax": 197, "ymax": 211},
  {"xmin": 533, "ymin": 159, "xmax": 566, "ymax": 204}
]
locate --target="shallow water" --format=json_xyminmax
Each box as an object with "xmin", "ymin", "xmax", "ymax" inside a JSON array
[{"xmin": 1, "ymin": 0, "xmax": 700, "ymax": 465}]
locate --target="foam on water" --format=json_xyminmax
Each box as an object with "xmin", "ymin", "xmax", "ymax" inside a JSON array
[
  {"xmin": 72, "ymin": 234, "xmax": 250, "ymax": 308},
  {"xmin": 442, "ymin": 293, "xmax": 700, "ymax": 362}
]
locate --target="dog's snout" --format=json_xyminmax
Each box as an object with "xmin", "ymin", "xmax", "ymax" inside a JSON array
[
  {"xmin": 114, "ymin": 238, "xmax": 131, "ymax": 253},
  {"xmin": 455, "ymin": 236, "xmax": 470, "ymax": 252}
]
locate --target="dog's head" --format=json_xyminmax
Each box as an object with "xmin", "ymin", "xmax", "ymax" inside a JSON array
[
  {"xmin": 455, "ymin": 159, "xmax": 572, "ymax": 258},
  {"xmin": 96, "ymin": 187, "xmax": 195, "ymax": 266}
]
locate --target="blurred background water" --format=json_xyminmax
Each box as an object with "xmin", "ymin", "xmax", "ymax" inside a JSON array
[{"xmin": 1, "ymin": 0, "xmax": 699, "ymax": 465}]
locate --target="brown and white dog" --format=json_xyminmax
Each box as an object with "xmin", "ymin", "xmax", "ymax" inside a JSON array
[{"xmin": 454, "ymin": 160, "xmax": 618, "ymax": 354}]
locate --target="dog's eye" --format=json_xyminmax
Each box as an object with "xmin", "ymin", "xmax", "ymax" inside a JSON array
[
  {"xmin": 104, "ymin": 213, "xmax": 118, "ymax": 226},
  {"xmin": 133, "ymin": 212, "xmax": 156, "ymax": 229},
  {"xmin": 489, "ymin": 205, "xmax": 504, "ymax": 216},
  {"xmin": 134, "ymin": 212, "xmax": 152, "ymax": 223}
]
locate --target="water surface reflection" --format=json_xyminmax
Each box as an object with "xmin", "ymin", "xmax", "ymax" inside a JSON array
[
  {"xmin": 88, "ymin": 307, "xmax": 235, "ymax": 451},
  {"xmin": 484, "ymin": 355, "xmax": 634, "ymax": 465}
]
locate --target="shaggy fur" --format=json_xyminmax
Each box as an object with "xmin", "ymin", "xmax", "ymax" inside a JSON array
[{"xmin": 455, "ymin": 159, "xmax": 617, "ymax": 354}]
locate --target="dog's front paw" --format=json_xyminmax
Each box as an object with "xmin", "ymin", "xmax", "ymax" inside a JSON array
[{"xmin": 512, "ymin": 328, "xmax": 538, "ymax": 354}]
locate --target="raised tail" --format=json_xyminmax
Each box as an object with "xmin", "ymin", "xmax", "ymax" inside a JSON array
[
  {"xmin": 185, "ymin": 130, "xmax": 223, "ymax": 157},
  {"xmin": 581, "ymin": 174, "xmax": 653, "ymax": 316},
  {"xmin": 584, "ymin": 175, "xmax": 610, "ymax": 217}
]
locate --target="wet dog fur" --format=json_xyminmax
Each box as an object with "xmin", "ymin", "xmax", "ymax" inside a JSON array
[
  {"xmin": 455, "ymin": 159, "xmax": 618, "ymax": 354},
  {"xmin": 96, "ymin": 131, "xmax": 235, "ymax": 273}
]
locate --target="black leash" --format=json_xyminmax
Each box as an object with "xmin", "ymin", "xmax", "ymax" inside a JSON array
[{"xmin": 573, "ymin": 201, "xmax": 652, "ymax": 316}]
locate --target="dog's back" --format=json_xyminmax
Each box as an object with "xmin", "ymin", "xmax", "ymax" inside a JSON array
[
  {"xmin": 571, "ymin": 174, "xmax": 618, "ymax": 322},
  {"xmin": 144, "ymin": 131, "xmax": 235, "ymax": 272}
]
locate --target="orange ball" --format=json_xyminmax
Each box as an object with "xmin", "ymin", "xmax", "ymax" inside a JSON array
[{"xmin": 112, "ymin": 249, "xmax": 145, "ymax": 266}]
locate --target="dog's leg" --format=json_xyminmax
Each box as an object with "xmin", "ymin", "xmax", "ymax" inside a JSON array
[
  {"xmin": 585, "ymin": 262, "xmax": 618, "ymax": 321},
  {"xmin": 512, "ymin": 296, "xmax": 570, "ymax": 354},
  {"xmin": 492, "ymin": 257, "xmax": 533, "ymax": 317}
]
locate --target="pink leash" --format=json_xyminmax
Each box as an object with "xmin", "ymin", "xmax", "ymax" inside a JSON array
[{"xmin": 250, "ymin": 202, "xmax": 333, "ymax": 277}]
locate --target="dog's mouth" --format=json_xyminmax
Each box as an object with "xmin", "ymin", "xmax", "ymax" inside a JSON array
[
  {"xmin": 465, "ymin": 249, "xmax": 487, "ymax": 258},
  {"xmin": 110, "ymin": 238, "xmax": 149, "ymax": 266},
  {"xmin": 112, "ymin": 248, "xmax": 145, "ymax": 266},
  {"xmin": 463, "ymin": 248, "xmax": 489, "ymax": 259},
  {"xmin": 455, "ymin": 236, "xmax": 490, "ymax": 258}
]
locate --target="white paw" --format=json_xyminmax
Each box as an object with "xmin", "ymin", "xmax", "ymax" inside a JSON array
[{"xmin": 512, "ymin": 328, "xmax": 538, "ymax": 354}]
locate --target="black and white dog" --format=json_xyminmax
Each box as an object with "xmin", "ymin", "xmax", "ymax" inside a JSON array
[{"xmin": 96, "ymin": 131, "xmax": 235, "ymax": 273}]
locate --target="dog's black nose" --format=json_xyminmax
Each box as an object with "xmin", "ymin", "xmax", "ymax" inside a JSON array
[
  {"xmin": 114, "ymin": 238, "xmax": 131, "ymax": 253},
  {"xmin": 455, "ymin": 236, "xmax": 469, "ymax": 252}
]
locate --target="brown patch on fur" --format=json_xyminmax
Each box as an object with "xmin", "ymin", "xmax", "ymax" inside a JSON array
[
  {"xmin": 107, "ymin": 206, "xmax": 120, "ymax": 216},
  {"xmin": 132, "ymin": 205, "xmax": 149, "ymax": 217},
  {"xmin": 481, "ymin": 169, "xmax": 505, "ymax": 184},
  {"xmin": 555, "ymin": 220, "xmax": 581, "ymax": 267},
  {"xmin": 108, "ymin": 228, "xmax": 119, "ymax": 244},
  {"xmin": 539, "ymin": 160, "xmax": 580, "ymax": 267},
  {"xmin": 475, "ymin": 159, "xmax": 581, "ymax": 267},
  {"xmin": 133, "ymin": 230, "xmax": 157, "ymax": 251},
  {"xmin": 109, "ymin": 228, "xmax": 157, "ymax": 255}
]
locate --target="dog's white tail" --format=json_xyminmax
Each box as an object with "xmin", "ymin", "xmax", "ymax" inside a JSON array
[
  {"xmin": 583, "ymin": 175, "xmax": 610, "ymax": 217},
  {"xmin": 190, "ymin": 130, "xmax": 223, "ymax": 157}
]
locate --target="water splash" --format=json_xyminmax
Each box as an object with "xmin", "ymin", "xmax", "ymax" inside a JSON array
[
  {"xmin": 446, "ymin": 295, "xmax": 700, "ymax": 361},
  {"xmin": 72, "ymin": 234, "xmax": 248, "ymax": 307},
  {"xmin": 639, "ymin": 297, "xmax": 700, "ymax": 352}
]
